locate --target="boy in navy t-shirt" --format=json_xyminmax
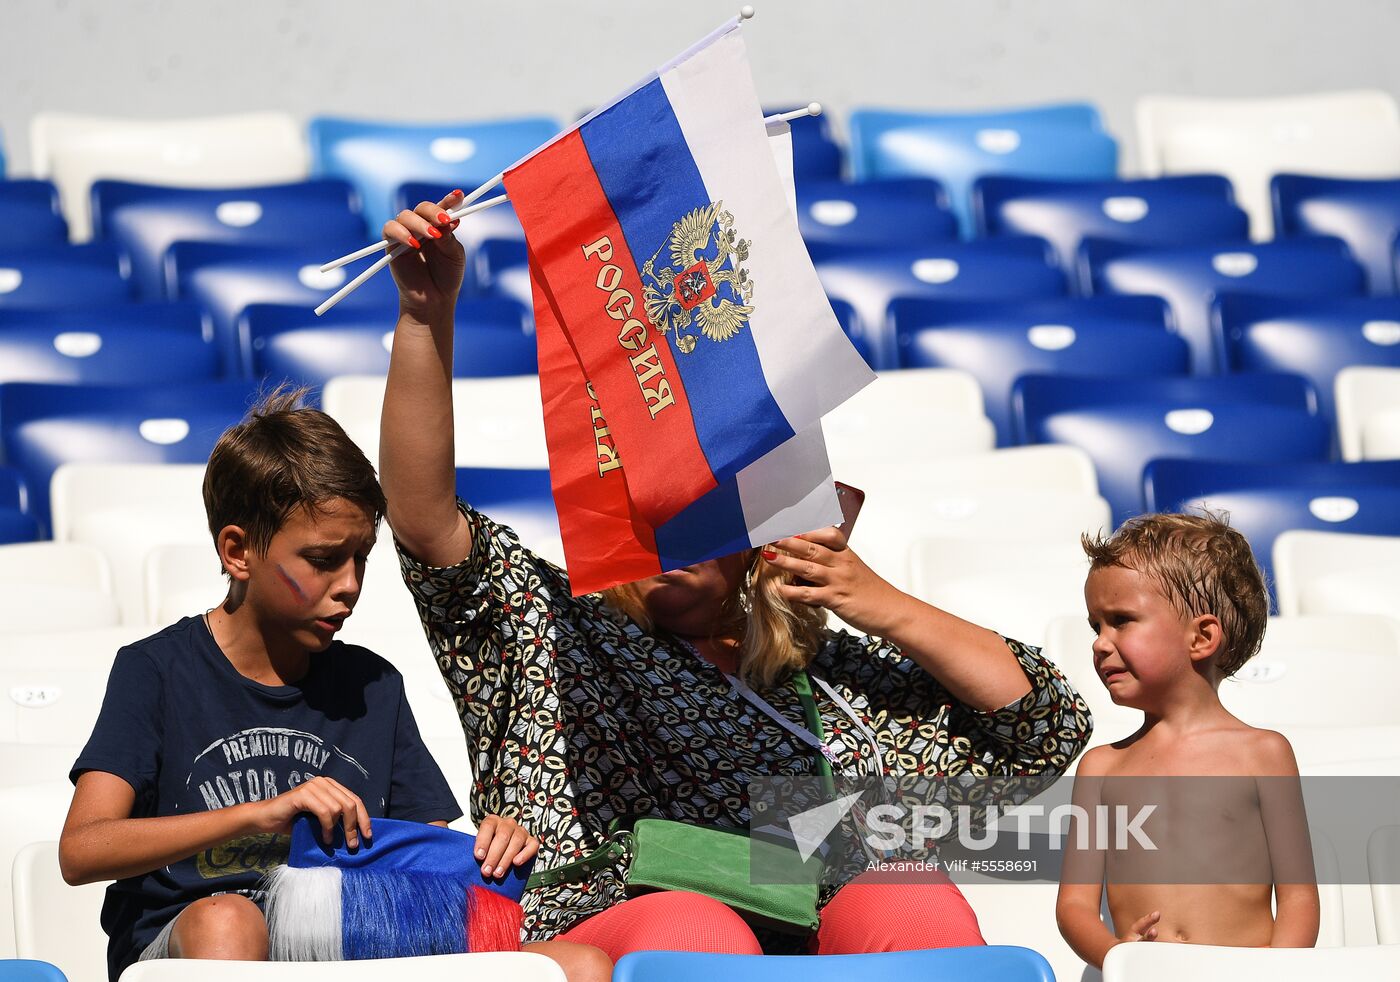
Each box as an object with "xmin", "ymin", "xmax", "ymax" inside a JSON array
[{"xmin": 59, "ymin": 389, "xmax": 609, "ymax": 982}]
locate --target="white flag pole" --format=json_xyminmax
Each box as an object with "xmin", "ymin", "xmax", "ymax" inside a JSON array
[{"xmin": 314, "ymin": 5, "xmax": 777, "ymax": 316}]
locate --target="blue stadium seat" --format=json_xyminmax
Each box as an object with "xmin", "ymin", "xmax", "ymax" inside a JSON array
[
  {"xmin": 164, "ymin": 240, "xmax": 399, "ymax": 375},
  {"xmin": 0, "ymin": 243, "xmax": 132, "ymax": 309},
  {"xmin": 309, "ymin": 116, "xmax": 561, "ymax": 226},
  {"xmin": 0, "ymin": 180, "xmax": 69, "ymax": 247},
  {"xmin": 1145, "ymin": 458, "xmax": 1400, "ymax": 598},
  {"xmin": 613, "ymin": 946, "xmax": 1055, "ymax": 982},
  {"xmin": 894, "ymin": 296, "xmax": 1187, "ymax": 445},
  {"xmin": 764, "ymin": 106, "xmax": 844, "ymax": 181},
  {"xmin": 474, "ymin": 238, "xmax": 532, "ymax": 307},
  {"xmin": 1272, "ymin": 174, "xmax": 1400, "ymax": 294},
  {"xmin": 0, "ymin": 300, "xmax": 205, "ymax": 337},
  {"xmin": 848, "ymin": 103, "xmax": 1119, "ymax": 236},
  {"xmin": 0, "ymin": 959, "xmax": 70, "ymax": 982},
  {"xmin": 1014, "ymin": 373, "xmax": 1329, "ymax": 523},
  {"xmin": 812, "ymin": 238, "xmax": 1065, "ymax": 369},
  {"xmin": 975, "ymin": 175, "xmax": 1248, "ymax": 279},
  {"xmin": 0, "ymin": 320, "xmax": 218, "ymax": 385},
  {"xmin": 0, "ymin": 465, "xmax": 37, "ymax": 544},
  {"xmin": 92, "ymin": 178, "xmax": 366, "ymax": 299},
  {"xmin": 1083, "ymin": 236, "xmax": 1365, "ymax": 374},
  {"xmin": 242, "ymin": 300, "xmax": 536, "ymax": 386},
  {"xmin": 1216, "ymin": 294, "xmax": 1400, "ymax": 426},
  {"xmin": 0, "ymin": 380, "xmax": 253, "ymax": 530},
  {"xmin": 829, "ymin": 297, "xmax": 874, "ymax": 368},
  {"xmin": 455, "ymin": 466, "xmax": 554, "ymax": 520},
  {"xmin": 795, "ymin": 178, "xmax": 957, "ymax": 249}
]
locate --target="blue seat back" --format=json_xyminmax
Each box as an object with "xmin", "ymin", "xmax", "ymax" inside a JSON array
[
  {"xmin": 0, "ymin": 380, "xmax": 253, "ymax": 529},
  {"xmin": 1272, "ymin": 174, "xmax": 1400, "ymax": 294},
  {"xmin": 0, "ymin": 959, "xmax": 71, "ymax": 982},
  {"xmin": 0, "ymin": 321, "xmax": 219, "ymax": 385},
  {"xmin": 0, "ymin": 181, "xmax": 69, "ymax": 247},
  {"xmin": 0, "ymin": 243, "xmax": 132, "ymax": 309},
  {"xmin": 795, "ymin": 178, "xmax": 957, "ymax": 249},
  {"xmin": 1014, "ymin": 373, "xmax": 1329, "ymax": 523},
  {"xmin": 1217, "ymin": 294, "xmax": 1400, "ymax": 425},
  {"xmin": 0, "ymin": 465, "xmax": 35, "ymax": 542},
  {"xmin": 1083, "ymin": 236, "xmax": 1365, "ymax": 373},
  {"xmin": 454, "ymin": 467, "xmax": 557, "ymax": 544},
  {"xmin": 976, "ymin": 174, "xmax": 1248, "ymax": 279},
  {"xmin": 309, "ymin": 116, "xmax": 561, "ymax": 226},
  {"xmin": 92, "ymin": 179, "xmax": 366, "ymax": 299},
  {"xmin": 613, "ymin": 946, "xmax": 1056, "ymax": 982},
  {"xmin": 0, "ymin": 465, "xmax": 26, "ymax": 511},
  {"xmin": 895, "ymin": 295, "xmax": 1186, "ymax": 445},
  {"xmin": 1145, "ymin": 458, "xmax": 1400, "ymax": 599},
  {"xmin": 474, "ymin": 238, "xmax": 532, "ymax": 308},
  {"xmin": 0, "ymin": 301, "xmax": 205, "ymax": 337},
  {"xmin": 848, "ymin": 104, "xmax": 1118, "ymax": 236},
  {"xmin": 813, "ymin": 238, "xmax": 1065, "ymax": 368},
  {"xmin": 244, "ymin": 300, "xmax": 535, "ymax": 386},
  {"xmin": 165, "ymin": 240, "xmax": 399, "ymax": 374},
  {"xmin": 764, "ymin": 106, "xmax": 844, "ymax": 181}
]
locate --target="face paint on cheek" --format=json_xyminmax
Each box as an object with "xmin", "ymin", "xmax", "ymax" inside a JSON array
[{"xmin": 275, "ymin": 564, "xmax": 311, "ymax": 606}]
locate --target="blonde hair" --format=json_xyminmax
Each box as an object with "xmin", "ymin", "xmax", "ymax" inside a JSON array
[
  {"xmin": 1081, "ymin": 511, "xmax": 1268, "ymax": 678},
  {"xmin": 602, "ymin": 551, "xmax": 827, "ymax": 690}
]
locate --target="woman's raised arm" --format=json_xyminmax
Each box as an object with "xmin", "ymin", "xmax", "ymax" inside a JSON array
[{"xmin": 380, "ymin": 192, "xmax": 474, "ymax": 567}]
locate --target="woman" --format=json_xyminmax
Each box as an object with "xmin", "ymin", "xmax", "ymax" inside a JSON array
[{"xmin": 379, "ymin": 192, "xmax": 1093, "ymax": 961}]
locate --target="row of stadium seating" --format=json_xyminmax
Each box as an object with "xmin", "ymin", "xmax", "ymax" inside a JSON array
[
  {"xmin": 7, "ymin": 91, "xmax": 1400, "ymax": 238},
  {"xmin": 2, "ymin": 370, "xmax": 1398, "ymax": 625}
]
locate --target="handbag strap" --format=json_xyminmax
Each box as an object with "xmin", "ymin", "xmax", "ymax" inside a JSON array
[
  {"xmin": 525, "ymin": 823, "xmax": 632, "ymax": 890},
  {"xmin": 791, "ymin": 670, "xmax": 837, "ymax": 798}
]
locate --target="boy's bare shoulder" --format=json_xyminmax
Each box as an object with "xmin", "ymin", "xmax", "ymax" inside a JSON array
[
  {"xmin": 1075, "ymin": 742, "xmax": 1124, "ymax": 776},
  {"xmin": 1233, "ymin": 725, "xmax": 1301, "ymax": 776}
]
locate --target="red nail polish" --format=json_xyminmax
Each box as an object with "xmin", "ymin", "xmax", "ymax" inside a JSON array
[
  {"xmin": 426, "ymin": 226, "xmax": 443, "ymax": 239},
  {"xmin": 761, "ymin": 549, "xmax": 777, "ymax": 561},
  {"xmin": 449, "ymin": 219, "xmax": 460, "ymax": 229},
  {"xmin": 451, "ymin": 189, "xmax": 464, "ymax": 197},
  {"xmin": 408, "ymin": 236, "xmax": 421, "ymax": 249},
  {"xmin": 437, "ymin": 211, "xmax": 451, "ymax": 224}
]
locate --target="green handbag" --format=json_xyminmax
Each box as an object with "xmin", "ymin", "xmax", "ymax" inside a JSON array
[{"xmin": 526, "ymin": 671, "xmax": 836, "ymax": 936}]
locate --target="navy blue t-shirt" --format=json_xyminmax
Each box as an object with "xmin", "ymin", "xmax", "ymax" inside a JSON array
[{"xmin": 71, "ymin": 616, "xmax": 461, "ymax": 979}]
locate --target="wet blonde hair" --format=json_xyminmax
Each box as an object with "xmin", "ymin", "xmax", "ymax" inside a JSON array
[
  {"xmin": 1081, "ymin": 511, "xmax": 1268, "ymax": 678},
  {"xmin": 602, "ymin": 550, "xmax": 827, "ymax": 690}
]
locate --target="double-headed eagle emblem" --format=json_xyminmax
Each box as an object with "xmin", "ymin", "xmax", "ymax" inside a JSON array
[{"xmin": 641, "ymin": 201, "xmax": 754, "ymax": 354}]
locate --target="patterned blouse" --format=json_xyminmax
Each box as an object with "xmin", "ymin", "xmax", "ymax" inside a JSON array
[{"xmin": 398, "ymin": 503, "xmax": 1093, "ymax": 942}]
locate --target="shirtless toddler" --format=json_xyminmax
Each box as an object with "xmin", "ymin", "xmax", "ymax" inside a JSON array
[{"xmin": 1056, "ymin": 513, "xmax": 1320, "ymax": 969}]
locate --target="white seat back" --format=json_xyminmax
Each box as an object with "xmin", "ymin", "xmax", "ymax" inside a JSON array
[
  {"xmin": 0, "ymin": 542, "xmax": 120, "ymax": 635},
  {"xmin": 12, "ymin": 840, "xmax": 108, "ymax": 982},
  {"xmin": 1103, "ymin": 940, "xmax": 1400, "ymax": 981},
  {"xmin": 144, "ymin": 543, "xmax": 226, "ymax": 626},
  {"xmin": 0, "ymin": 743, "xmax": 84, "ymax": 788},
  {"xmin": 118, "ymin": 952, "xmax": 566, "ymax": 981},
  {"xmin": 321, "ymin": 375, "xmax": 548, "ymax": 470},
  {"xmin": 29, "ymin": 111, "xmax": 308, "ymax": 241},
  {"xmin": 0, "ymin": 782, "xmax": 77, "ymax": 958},
  {"xmin": 1362, "ymin": 407, "xmax": 1400, "ymax": 460},
  {"xmin": 1369, "ymin": 825, "xmax": 1400, "ymax": 945},
  {"xmin": 1335, "ymin": 366, "xmax": 1400, "ymax": 462},
  {"xmin": 1136, "ymin": 92, "xmax": 1400, "ymax": 238},
  {"xmin": 51, "ymin": 463, "xmax": 209, "ymax": 625},
  {"xmin": 1273, "ymin": 530, "xmax": 1400, "ymax": 617}
]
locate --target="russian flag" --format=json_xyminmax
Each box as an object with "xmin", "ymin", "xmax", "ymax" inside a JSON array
[
  {"xmin": 533, "ymin": 258, "xmax": 841, "ymax": 596},
  {"xmin": 504, "ymin": 18, "xmax": 873, "ymax": 528}
]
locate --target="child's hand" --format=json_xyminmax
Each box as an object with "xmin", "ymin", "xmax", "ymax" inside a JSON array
[
  {"xmin": 248, "ymin": 776, "xmax": 373, "ymax": 848},
  {"xmin": 475, "ymin": 814, "xmax": 540, "ymax": 879},
  {"xmin": 384, "ymin": 191, "xmax": 467, "ymax": 323},
  {"xmin": 1119, "ymin": 910, "xmax": 1161, "ymax": 943}
]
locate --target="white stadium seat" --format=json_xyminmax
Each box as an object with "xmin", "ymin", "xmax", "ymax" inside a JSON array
[
  {"xmin": 321, "ymin": 375, "xmax": 549, "ymax": 470},
  {"xmin": 143, "ymin": 543, "xmax": 227, "ymax": 626},
  {"xmin": 0, "ymin": 743, "xmax": 83, "ymax": 788},
  {"xmin": 958, "ymin": 881, "xmax": 1100, "ymax": 982},
  {"xmin": 0, "ymin": 542, "xmax": 120, "ymax": 634},
  {"xmin": 12, "ymin": 841, "xmax": 108, "ymax": 982},
  {"xmin": 29, "ymin": 111, "xmax": 309, "ymax": 241},
  {"xmin": 0, "ymin": 782, "xmax": 78, "ymax": 960},
  {"xmin": 1103, "ymin": 940, "xmax": 1400, "ymax": 981},
  {"xmin": 1136, "ymin": 91, "xmax": 1400, "ymax": 238},
  {"xmin": 117, "ymin": 952, "xmax": 566, "ymax": 982},
  {"xmin": 51, "ymin": 463, "xmax": 209, "ymax": 625},
  {"xmin": 1273, "ymin": 530, "xmax": 1400, "ymax": 618},
  {"xmin": 824, "ymin": 368, "xmax": 995, "ymax": 486},
  {"xmin": 1334, "ymin": 366, "xmax": 1400, "ymax": 462},
  {"xmin": 1368, "ymin": 825, "xmax": 1400, "ymax": 944}
]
